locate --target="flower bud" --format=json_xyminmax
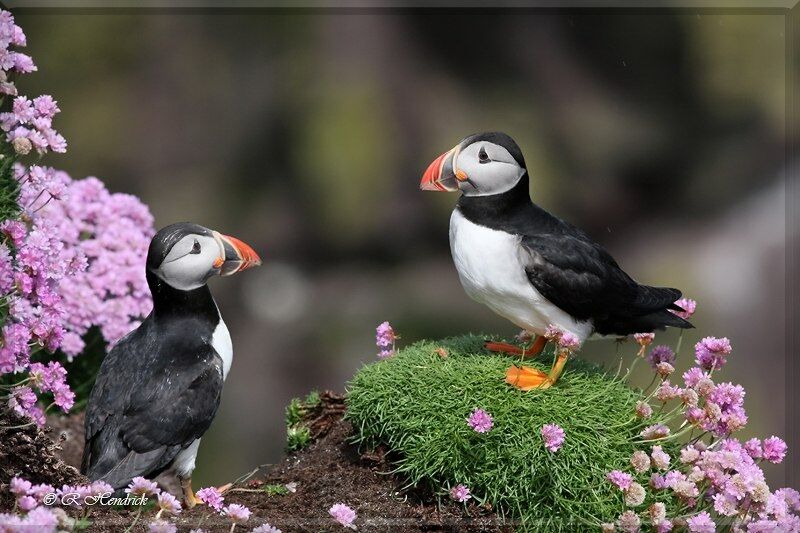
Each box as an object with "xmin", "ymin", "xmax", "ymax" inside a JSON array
[{"xmin": 13, "ymin": 136, "xmax": 31, "ymax": 155}]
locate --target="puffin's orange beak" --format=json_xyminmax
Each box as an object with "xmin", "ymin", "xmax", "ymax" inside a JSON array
[
  {"xmin": 213, "ymin": 232, "xmax": 262, "ymax": 276},
  {"xmin": 420, "ymin": 146, "xmax": 459, "ymax": 192}
]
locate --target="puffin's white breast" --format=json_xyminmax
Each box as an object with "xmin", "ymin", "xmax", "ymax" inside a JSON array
[
  {"xmin": 211, "ymin": 316, "xmax": 233, "ymax": 379},
  {"xmin": 449, "ymin": 208, "xmax": 592, "ymax": 341}
]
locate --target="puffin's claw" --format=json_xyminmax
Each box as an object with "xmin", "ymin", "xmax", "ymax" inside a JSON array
[{"xmin": 180, "ymin": 477, "xmax": 199, "ymax": 508}]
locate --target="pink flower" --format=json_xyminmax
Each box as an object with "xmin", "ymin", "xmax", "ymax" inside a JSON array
[
  {"xmin": 156, "ymin": 492, "xmax": 182, "ymax": 515},
  {"xmin": 9, "ymin": 477, "xmax": 31, "ymax": 496},
  {"xmin": 376, "ymin": 321, "xmax": 397, "ymax": 359},
  {"xmin": 558, "ymin": 332, "xmax": 580, "ymax": 350},
  {"xmin": 125, "ymin": 477, "xmax": 160, "ymax": 497},
  {"xmin": 744, "ymin": 438, "xmax": 763, "ymax": 459},
  {"xmin": 647, "ymin": 345, "xmax": 675, "ymax": 369},
  {"xmin": 223, "ymin": 504, "xmax": 251, "ymax": 524},
  {"xmin": 686, "ymin": 511, "xmax": 715, "ymax": 532},
  {"xmin": 449, "ymin": 484, "xmax": 471, "ymax": 502},
  {"xmin": 640, "ymin": 424, "xmax": 670, "ymax": 440},
  {"xmin": 607, "ymin": 470, "xmax": 633, "ymax": 490},
  {"xmin": 148, "ymin": 520, "xmax": 176, "ymax": 533},
  {"xmin": 694, "ymin": 336, "xmax": 732, "ymax": 371},
  {"xmin": 328, "ymin": 503, "xmax": 356, "ymax": 529},
  {"xmin": 195, "ymin": 487, "xmax": 224, "ymax": 511},
  {"xmin": 763, "ymin": 436, "xmax": 787, "ymax": 463},
  {"xmin": 633, "ymin": 332, "xmax": 655, "ymax": 346},
  {"xmin": 651, "ymin": 446, "xmax": 670, "ymax": 470},
  {"xmin": 466, "ymin": 408, "xmax": 493, "ymax": 433},
  {"xmin": 540, "ymin": 423, "xmax": 565, "ymax": 452},
  {"xmin": 251, "ymin": 525, "xmax": 282, "ymax": 533},
  {"xmin": 635, "ymin": 401, "xmax": 653, "ymax": 418},
  {"xmin": 672, "ymin": 298, "xmax": 697, "ymax": 319}
]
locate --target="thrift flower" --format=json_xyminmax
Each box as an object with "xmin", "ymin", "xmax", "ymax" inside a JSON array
[
  {"xmin": 449, "ymin": 484, "xmax": 471, "ymax": 502},
  {"xmin": 635, "ymin": 401, "xmax": 653, "ymax": 418},
  {"xmin": 686, "ymin": 511, "xmax": 715, "ymax": 532},
  {"xmin": 647, "ymin": 345, "xmax": 675, "ymax": 369},
  {"xmin": 252, "ymin": 525, "xmax": 282, "ymax": 533},
  {"xmin": 196, "ymin": 487, "xmax": 224, "ymax": 511},
  {"xmin": 744, "ymin": 438, "xmax": 763, "ymax": 459},
  {"xmin": 466, "ymin": 408, "xmax": 493, "ymax": 433},
  {"xmin": 157, "ymin": 492, "xmax": 182, "ymax": 515},
  {"xmin": 617, "ymin": 510, "xmax": 641, "ymax": 532},
  {"xmin": 223, "ymin": 504, "xmax": 251, "ymax": 524},
  {"xmin": 672, "ymin": 298, "xmax": 696, "ymax": 319},
  {"xmin": 148, "ymin": 520, "xmax": 176, "ymax": 533},
  {"xmin": 763, "ymin": 436, "xmax": 788, "ymax": 463},
  {"xmin": 540, "ymin": 423, "xmax": 565, "ymax": 452},
  {"xmin": 694, "ymin": 336, "xmax": 732, "ymax": 370},
  {"xmin": 651, "ymin": 446, "xmax": 670, "ymax": 470},
  {"xmin": 631, "ymin": 450, "xmax": 651, "ymax": 473},
  {"xmin": 125, "ymin": 477, "xmax": 159, "ymax": 497},
  {"xmin": 558, "ymin": 331, "xmax": 580, "ymax": 350},
  {"xmin": 624, "ymin": 482, "xmax": 646, "ymax": 507},
  {"xmin": 607, "ymin": 470, "xmax": 633, "ymax": 491},
  {"xmin": 375, "ymin": 321, "xmax": 397, "ymax": 359},
  {"xmin": 640, "ymin": 424, "xmax": 670, "ymax": 440},
  {"xmin": 329, "ymin": 503, "xmax": 356, "ymax": 530}
]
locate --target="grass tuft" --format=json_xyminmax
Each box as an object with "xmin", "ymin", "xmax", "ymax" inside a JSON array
[{"xmin": 346, "ymin": 335, "xmax": 675, "ymax": 530}]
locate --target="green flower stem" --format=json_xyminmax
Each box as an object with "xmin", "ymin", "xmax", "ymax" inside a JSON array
[{"xmin": 122, "ymin": 506, "xmax": 142, "ymax": 533}]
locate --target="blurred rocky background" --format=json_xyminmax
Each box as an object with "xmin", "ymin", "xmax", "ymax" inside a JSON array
[{"xmin": 14, "ymin": 9, "xmax": 794, "ymax": 487}]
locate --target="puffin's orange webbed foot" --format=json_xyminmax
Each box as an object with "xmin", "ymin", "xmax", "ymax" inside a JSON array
[{"xmin": 505, "ymin": 365, "xmax": 553, "ymax": 390}]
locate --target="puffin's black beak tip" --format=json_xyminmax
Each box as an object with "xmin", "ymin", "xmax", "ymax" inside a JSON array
[{"xmin": 215, "ymin": 233, "xmax": 262, "ymax": 276}]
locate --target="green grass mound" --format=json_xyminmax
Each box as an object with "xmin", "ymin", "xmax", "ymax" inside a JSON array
[{"xmin": 346, "ymin": 335, "xmax": 668, "ymax": 530}]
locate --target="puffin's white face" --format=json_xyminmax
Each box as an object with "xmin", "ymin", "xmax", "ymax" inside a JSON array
[
  {"xmin": 451, "ymin": 141, "xmax": 525, "ymax": 197},
  {"xmin": 420, "ymin": 133, "xmax": 527, "ymax": 197},
  {"xmin": 155, "ymin": 234, "xmax": 225, "ymax": 291}
]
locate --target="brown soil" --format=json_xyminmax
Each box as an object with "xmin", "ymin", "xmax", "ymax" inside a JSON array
[{"xmin": 2, "ymin": 392, "xmax": 510, "ymax": 532}]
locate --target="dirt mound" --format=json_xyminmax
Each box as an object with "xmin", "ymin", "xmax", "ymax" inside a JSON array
[{"xmin": 0, "ymin": 407, "xmax": 85, "ymax": 508}]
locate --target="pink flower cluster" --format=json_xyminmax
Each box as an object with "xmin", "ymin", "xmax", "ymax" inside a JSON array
[
  {"xmin": 1, "ymin": 95, "xmax": 66, "ymax": 155},
  {"xmin": 0, "ymin": 8, "xmax": 154, "ymax": 428},
  {"xmin": 0, "ymin": 10, "xmax": 35, "ymax": 96},
  {"xmin": 604, "ymin": 316, "xmax": 798, "ymax": 531},
  {"xmin": 375, "ymin": 320, "xmax": 397, "ymax": 359},
  {"xmin": 544, "ymin": 324, "xmax": 580, "ymax": 351},
  {"xmin": 0, "ymin": 476, "xmax": 118, "ymax": 530},
  {"xmin": 449, "ymin": 484, "xmax": 471, "ymax": 502}
]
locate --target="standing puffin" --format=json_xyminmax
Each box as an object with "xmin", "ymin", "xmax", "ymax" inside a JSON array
[
  {"xmin": 82, "ymin": 222, "xmax": 262, "ymax": 506},
  {"xmin": 420, "ymin": 132, "xmax": 692, "ymax": 389}
]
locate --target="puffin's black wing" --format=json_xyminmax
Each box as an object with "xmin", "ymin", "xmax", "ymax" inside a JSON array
[
  {"xmin": 82, "ymin": 326, "xmax": 224, "ymax": 489},
  {"xmin": 520, "ymin": 232, "xmax": 692, "ymax": 335}
]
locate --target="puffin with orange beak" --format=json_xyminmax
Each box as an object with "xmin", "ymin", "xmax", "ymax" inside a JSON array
[
  {"xmin": 421, "ymin": 132, "xmax": 692, "ymax": 389},
  {"xmin": 82, "ymin": 222, "xmax": 262, "ymax": 506}
]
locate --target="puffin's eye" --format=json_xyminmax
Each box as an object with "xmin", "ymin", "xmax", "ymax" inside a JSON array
[
  {"xmin": 189, "ymin": 240, "xmax": 201, "ymax": 254},
  {"xmin": 478, "ymin": 147, "xmax": 489, "ymax": 163}
]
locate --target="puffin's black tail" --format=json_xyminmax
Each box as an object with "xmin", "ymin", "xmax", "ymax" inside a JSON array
[{"xmin": 595, "ymin": 285, "xmax": 693, "ymax": 336}]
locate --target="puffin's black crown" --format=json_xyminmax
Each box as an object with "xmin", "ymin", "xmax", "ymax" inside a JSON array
[
  {"xmin": 147, "ymin": 222, "xmax": 213, "ymax": 271},
  {"xmin": 460, "ymin": 131, "xmax": 526, "ymax": 170}
]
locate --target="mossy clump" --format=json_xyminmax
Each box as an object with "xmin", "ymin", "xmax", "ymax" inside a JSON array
[{"xmin": 346, "ymin": 335, "xmax": 673, "ymax": 530}]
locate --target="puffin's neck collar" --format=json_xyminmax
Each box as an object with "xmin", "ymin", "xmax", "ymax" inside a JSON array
[
  {"xmin": 146, "ymin": 270, "xmax": 219, "ymax": 324},
  {"xmin": 456, "ymin": 172, "xmax": 531, "ymax": 221}
]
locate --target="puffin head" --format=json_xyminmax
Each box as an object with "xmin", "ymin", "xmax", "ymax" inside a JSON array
[
  {"xmin": 420, "ymin": 132, "xmax": 527, "ymax": 197},
  {"xmin": 147, "ymin": 222, "xmax": 262, "ymax": 291}
]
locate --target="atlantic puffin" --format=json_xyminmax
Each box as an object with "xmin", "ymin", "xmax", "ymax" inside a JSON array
[
  {"xmin": 420, "ymin": 132, "xmax": 692, "ymax": 389},
  {"xmin": 82, "ymin": 222, "xmax": 262, "ymax": 506}
]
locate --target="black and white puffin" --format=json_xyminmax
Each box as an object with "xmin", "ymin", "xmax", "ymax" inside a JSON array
[
  {"xmin": 81, "ymin": 222, "xmax": 262, "ymax": 506},
  {"xmin": 420, "ymin": 132, "xmax": 692, "ymax": 389}
]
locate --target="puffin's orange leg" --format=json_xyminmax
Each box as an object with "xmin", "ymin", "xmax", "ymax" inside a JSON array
[
  {"xmin": 180, "ymin": 477, "xmax": 199, "ymax": 508},
  {"xmin": 485, "ymin": 336, "xmax": 547, "ymax": 359}
]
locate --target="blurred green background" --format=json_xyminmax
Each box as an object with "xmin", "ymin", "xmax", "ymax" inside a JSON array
[{"xmin": 14, "ymin": 9, "xmax": 793, "ymax": 487}]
